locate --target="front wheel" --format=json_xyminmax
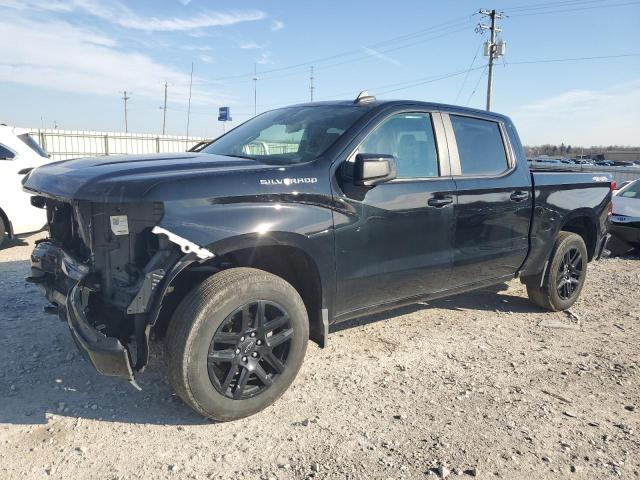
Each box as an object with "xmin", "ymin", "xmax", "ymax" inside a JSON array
[
  {"xmin": 165, "ymin": 267, "xmax": 309, "ymax": 421},
  {"xmin": 526, "ymin": 231, "xmax": 588, "ymax": 311}
]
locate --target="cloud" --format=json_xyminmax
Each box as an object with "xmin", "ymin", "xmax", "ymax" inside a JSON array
[
  {"xmin": 177, "ymin": 0, "xmax": 192, "ymax": 5},
  {"xmin": 1, "ymin": 0, "xmax": 266, "ymax": 32},
  {"xmin": 361, "ymin": 47, "xmax": 402, "ymax": 67},
  {"xmin": 511, "ymin": 80, "xmax": 640, "ymax": 146},
  {"xmin": 270, "ymin": 20, "xmax": 284, "ymax": 31},
  {"xmin": 239, "ymin": 41, "xmax": 263, "ymax": 50},
  {"xmin": 256, "ymin": 51, "xmax": 273, "ymax": 65},
  {"xmin": 0, "ymin": 17, "xmax": 228, "ymax": 106}
]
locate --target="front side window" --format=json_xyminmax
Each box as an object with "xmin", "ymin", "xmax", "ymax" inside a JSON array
[
  {"xmin": 202, "ymin": 105, "xmax": 368, "ymax": 165},
  {"xmin": 358, "ymin": 112, "xmax": 439, "ymax": 178},
  {"xmin": 0, "ymin": 144, "xmax": 15, "ymax": 160},
  {"xmin": 450, "ymin": 115, "xmax": 508, "ymax": 176}
]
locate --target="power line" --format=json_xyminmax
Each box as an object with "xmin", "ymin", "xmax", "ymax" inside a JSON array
[
  {"xmin": 510, "ymin": 0, "xmax": 640, "ymax": 16},
  {"xmin": 455, "ymin": 41, "xmax": 484, "ymax": 103},
  {"xmin": 162, "ymin": 82, "xmax": 168, "ymax": 135},
  {"xmin": 186, "ymin": 62, "xmax": 194, "ymax": 137},
  {"xmin": 466, "ymin": 66, "xmax": 488, "ymax": 106},
  {"xmin": 505, "ymin": 52, "xmax": 640, "ymax": 64},
  {"xmin": 200, "ymin": 16, "xmax": 473, "ymax": 83}
]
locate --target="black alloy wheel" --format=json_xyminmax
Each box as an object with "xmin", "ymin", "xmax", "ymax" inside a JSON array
[
  {"xmin": 556, "ymin": 247, "xmax": 583, "ymax": 300},
  {"xmin": 208, "ymin": 301, "xmax": 293, "ymax": 400}
]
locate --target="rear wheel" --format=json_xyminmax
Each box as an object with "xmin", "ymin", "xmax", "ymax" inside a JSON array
[
  {"xmin": 526, "ymin": 231, "xmax": 588, "ymax": 311},
  {"xmin": 165, "ymin": 267, "xmax": 309, "ymax": 421}
]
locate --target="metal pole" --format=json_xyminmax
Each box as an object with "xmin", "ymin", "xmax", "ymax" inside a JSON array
[
  {"xmin": 486, "ymin": 10, "xmax": 496, "ymax": 111},
  {"xmin": 253, "ymin": 63, "xmax": 258, "ymax": 117},
  {"xmin": 162, "ymin": 82, "xmax": 168, "ymax": 135},
  {"xmin": 122, "ymin": 91, "xmax": 130, "ymax": 132},
  {"xmin": 186, "ymin": 63, "xmax": 193, "ymax": 138},
  {"xmin": 310, "ymin": 66, "xmax": 315, "ymax": 102}
]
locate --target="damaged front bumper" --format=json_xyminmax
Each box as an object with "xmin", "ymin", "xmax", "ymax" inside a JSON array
[
  {"xmin": 29, "ymin": 241, "xmax": 138, "ymax": 387},
  {"xmin": 65, "ymin": 281, "xmax": 137, "ymax": 385}
]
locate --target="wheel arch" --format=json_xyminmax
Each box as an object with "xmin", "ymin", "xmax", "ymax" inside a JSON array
[
  {"xmin": 151, "ymin": 233, "xmax": 328, "ymax": 348},
  {"xmin": 559, "ymin": 210, "xmax": 598, "ymax": 260}
]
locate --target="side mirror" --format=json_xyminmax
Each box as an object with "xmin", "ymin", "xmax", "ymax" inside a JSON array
[
  {"xmin": 354, "ymin": 153, "xmax": 397, "ymax": 186},
  {"xmin": 18, "ymin": 167, "xmax": 34, "ymax": 175}
]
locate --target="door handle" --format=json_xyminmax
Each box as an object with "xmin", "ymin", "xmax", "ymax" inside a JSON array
[
  {"xmin": 510, "ymin": 191, "xmax": 529, "ymax": 202},
  {"xmin": 427, "ymin": 196, "xmax": 453, "ymax": 208}
]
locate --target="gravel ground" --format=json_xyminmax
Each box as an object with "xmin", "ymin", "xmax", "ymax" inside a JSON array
[{"xmin": 1, "ymin": 233, "xmax": 638, "ymax": 480}]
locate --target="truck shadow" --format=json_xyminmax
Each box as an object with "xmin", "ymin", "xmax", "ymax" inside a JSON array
[
  {"xmin": 331, "ymin": 282, "xmax": 545, "ymax": 333},
  {"xmin": 0, "ymin": 236, "xmax": 29, "ymax": 249},
  {"xmin": 0, "ymin": 261, "xmax": 543, "ymax": 427}
]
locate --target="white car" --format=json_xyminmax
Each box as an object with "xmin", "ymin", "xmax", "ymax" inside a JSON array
[
  {"xmin": 0, "ymin": 125, "xmax": 52, "ymax": 246},
  {"xmin": 608, "ymin": 179, "xmax": 640, "ymax": 255}
]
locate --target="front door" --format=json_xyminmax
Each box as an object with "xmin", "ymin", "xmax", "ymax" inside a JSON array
[{"xmin": 332, "ymin": 110, "xmax": 456, "ymax": 317}]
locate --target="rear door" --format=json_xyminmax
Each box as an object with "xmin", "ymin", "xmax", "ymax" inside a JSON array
[
  {"xmin": 332, "ymin": 109, "xmax": 456, "ymax": 316},
  {"xmin": 442, "ymin": 112, "xmax": 532, "ymax": 285}
]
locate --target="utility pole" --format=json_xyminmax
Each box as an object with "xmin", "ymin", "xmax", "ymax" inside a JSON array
[
  {"xmin": 253, "ymin": 63, "xmax": 258, "ymax": 117},
  {"xmin": 477, "ymin": 9, "xmax": 505, "ymax": 111},
  {"xmin": 162, "ymin": 82, "xmax": 168, "ymax": 135},
  {"xmin": 309, "ymin": 66, "xmax": 315, "ymax": 102},
  {"xmin": 186, "ymin": 63, "xmax": 194, "ymax": 138},
  {"xmin": 122, "ymin": 90, "xmax": 130, "ymax": 132}
]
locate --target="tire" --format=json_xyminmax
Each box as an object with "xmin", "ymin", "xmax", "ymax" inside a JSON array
[
  {"xmin": 526, "ymin": 231, "xmax": 588, "ymax": 311},
  {"xmin": 165, "ymin": 267, "xmax": 309, "ymax": 422},
  {"xmin": 0, "ymin": 215, "xmax": 6, "ymax": 247}
]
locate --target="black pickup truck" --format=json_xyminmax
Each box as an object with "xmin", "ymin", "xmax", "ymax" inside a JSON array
[{"xmin": 24, "ymin": 95, "xmax": 612, "ymax": 421}]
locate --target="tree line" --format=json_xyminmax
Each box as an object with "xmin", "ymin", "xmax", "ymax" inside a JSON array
[{"xmin": 524, "ymin": 144, "xmax": 639, "ymax": 158}]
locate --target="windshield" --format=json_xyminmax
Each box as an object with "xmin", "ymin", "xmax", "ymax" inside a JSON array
[
  {"xmin": 18, "ymin": 133, "xmax": 49, "ymax": 158},
  {"xmin": 202, "ymin": 105, "xmax": 368, "ymax": 164},
  {"xmin": 619, "ymin": 180, "xmax": 639, "ymax": 199}
]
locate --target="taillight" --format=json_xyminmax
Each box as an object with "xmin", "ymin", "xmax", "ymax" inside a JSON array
[
  {"xmin": 610, "ymin": 180, "xmax": 617, "ymax": 191},
  {"xmin": 607, "ymin": 201, "xmax": 613, "ymax": 217}
]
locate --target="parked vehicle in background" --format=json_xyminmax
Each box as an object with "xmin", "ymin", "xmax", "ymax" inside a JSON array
[
  {"xmin": 534, "ymin": 158, "xmax": 563, "ymax": 165},
  {"xmin": 0, "ymin": 125, "xmax": 51, "ymax": 245},
  {"xmin": 608, "ymin": 179, "xmax": 640, "ymax": 255},
  {"xmin": 24, "ymin": 97, "xmax": 612, "ymax": 421}
]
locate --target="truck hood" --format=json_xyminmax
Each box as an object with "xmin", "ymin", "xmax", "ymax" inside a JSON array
[{"xmin": 24, "ymin": 152, "xmax": 280, "ymax": 202}]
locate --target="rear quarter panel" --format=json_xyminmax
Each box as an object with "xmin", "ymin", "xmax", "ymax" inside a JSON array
[{"xmin": 520, "ymin": 171, "xmax": 611, "ymax": 278}]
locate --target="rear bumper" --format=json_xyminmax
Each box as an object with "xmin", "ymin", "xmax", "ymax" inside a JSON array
[
  {"xmin": 30, "ymin": 241, "xmax": 136, "ymax": 384},
  {"xmin": 609, "ymin": 223, "xmax": 640, "ymax": 246}
]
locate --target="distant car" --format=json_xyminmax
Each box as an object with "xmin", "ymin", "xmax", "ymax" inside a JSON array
[
  {"xmin": 596, "ymin": 160, "xmax": 615, "ymax": 167},
  {"xmin": 0, "ymin": 125, "xmax": 52, "ymax": 245},
  {"xmin": 534, "ymin": 158, "xmax": 563, "ymax": 165},
  {"xmin": 608, "ymin": 179, "xmax": 640, "ymax": 255}
]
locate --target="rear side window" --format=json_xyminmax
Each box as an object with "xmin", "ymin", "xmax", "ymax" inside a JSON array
[
  {"xmin": 450, "ymin": 115, "xmax": 508, "ymax": 175},
  {"xmin": 0, "ymin": 144, "xmax": 15, "ymax": 160}
]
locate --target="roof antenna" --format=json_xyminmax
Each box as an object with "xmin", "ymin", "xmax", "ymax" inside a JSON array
[{"xmin": 354, "ymin": 90, "xmax": 376, "ymax": 104}]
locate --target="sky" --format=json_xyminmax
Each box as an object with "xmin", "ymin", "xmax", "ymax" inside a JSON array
[{"xmin": 1, "ymin": 0, "xmax": 639, "ymax": 146}]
